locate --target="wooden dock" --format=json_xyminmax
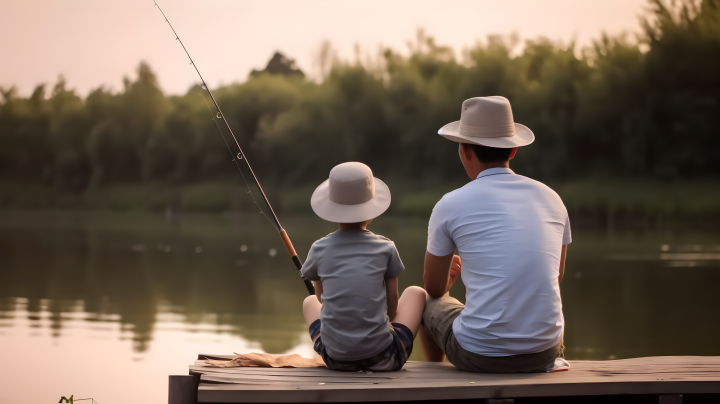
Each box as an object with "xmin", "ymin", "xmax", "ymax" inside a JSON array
[{"xmin": 168, "ymin": 354, "xmax": 720, "ymax": 403}]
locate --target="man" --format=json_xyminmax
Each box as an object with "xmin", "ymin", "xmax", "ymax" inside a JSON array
[{"xmin": 420, "ymin": 96, "xmax": 571, "ymax": 373}]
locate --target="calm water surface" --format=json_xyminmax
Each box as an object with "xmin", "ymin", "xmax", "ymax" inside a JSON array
[{"xmin": 1, "ymin": 211, "xmax": 719, "ymax": 404}]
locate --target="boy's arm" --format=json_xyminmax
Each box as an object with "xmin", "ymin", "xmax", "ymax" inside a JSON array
[
  {"xmin": 313, "ymin": 280, "xmax": 323, "ymax": 303},
  {"xmin": 385, "ymin": 277, "xmax": 399, "ymax": 321},
  {"xmin": 301, "ymin": 242, "xmax": 321, "ymax": 301}
]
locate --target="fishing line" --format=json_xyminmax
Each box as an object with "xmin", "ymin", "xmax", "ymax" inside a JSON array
[
  {"xmin": 153, "ymin": 1, "xmax": 315, "ymax": 295},
  {"xmin": 197, "ymin": 93, "xmax": 277, "ymax": 230},
  {"xmin": 152, "ymin": 0, "xmax": 278, "ymax": 229}
]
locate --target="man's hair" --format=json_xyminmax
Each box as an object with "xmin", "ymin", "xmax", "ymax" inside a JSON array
[{"xmin": 471, "ymin": 144, "xmax": 514, "ymax": 163}]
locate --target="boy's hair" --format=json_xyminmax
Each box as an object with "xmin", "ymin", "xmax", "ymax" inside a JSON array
[{"xmin": 471, "ymin": 144, "xmax": 514, "ymax": 163}]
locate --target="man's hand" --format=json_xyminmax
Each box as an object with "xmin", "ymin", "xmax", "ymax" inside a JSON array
[
  {"xmin": 446, "ymin": 255, "xmax": 462, "ymax": 293},
  {"xmin": 424, "ymin": 251, "xmax": 460, "ymax": 298}
]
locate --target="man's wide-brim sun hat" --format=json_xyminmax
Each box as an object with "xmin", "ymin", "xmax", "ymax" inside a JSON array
[
  {"xmin": 311, "ymin": 162, "xmax": 391, "ymax": 223},
  {"xmin": 438, "ymin": 96, "xmax": 535, "ymax": 148}
]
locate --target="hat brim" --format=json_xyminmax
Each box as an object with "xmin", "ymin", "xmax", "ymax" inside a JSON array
[
  {"xmin": 438, "ymin": 121, "xmax": 535, "ymax": 148},
  {"xmin": 311, "ymin": 178, "xmax": 391, "ymax": 223}
]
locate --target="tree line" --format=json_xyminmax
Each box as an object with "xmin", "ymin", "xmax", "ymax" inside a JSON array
[{"xmin": 1, "ymin": 0, "xmax": 718, "ymax": 200}]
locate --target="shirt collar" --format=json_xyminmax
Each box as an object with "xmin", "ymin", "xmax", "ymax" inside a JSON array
[{"xmin": 476, "ymin": 167, "xmax": 515, "ymax": 179}]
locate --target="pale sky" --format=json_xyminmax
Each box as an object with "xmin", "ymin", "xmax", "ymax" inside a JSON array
[{"xmin": 1, "ymin": 0, "xmax": 648, "ymax": 96}]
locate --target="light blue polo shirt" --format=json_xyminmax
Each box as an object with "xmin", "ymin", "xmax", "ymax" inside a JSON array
[{"xmin": 427, "ymin": 167, "xmax": 571, "ymax": 357}]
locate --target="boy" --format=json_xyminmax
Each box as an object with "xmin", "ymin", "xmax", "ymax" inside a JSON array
[{"xmin": 301, "ymin": 162, "xmax": 426, "ymax": 372}]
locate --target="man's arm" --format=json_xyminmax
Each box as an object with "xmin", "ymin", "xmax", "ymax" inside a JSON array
[
  {"xmin": 424, "ymin": 252, "xmax": 462, "ymax": 298},
  {"xmin": 313, "ymin": 280, "xmax": 323, "ymax": 303},
  {"xmin": 558, "ymin": 245, "xmax": 568, "ymax": 285},
  {"xmin": 385, "ymin": 277, "xmax": 399, "ymax": 320}
]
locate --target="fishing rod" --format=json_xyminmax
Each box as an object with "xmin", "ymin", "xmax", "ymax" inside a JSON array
[{"xmin": 152, "ymin": 1, "xmax": 314, "ymax": 295}]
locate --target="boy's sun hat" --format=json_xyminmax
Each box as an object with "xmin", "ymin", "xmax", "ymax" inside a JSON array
[
  {"xmin": 311, "ymin": 162, "xmax": 391, "ymax": 223},
  {"xmin": 438, "ymin": 96, "xmax": 534, "ymax": 148}
]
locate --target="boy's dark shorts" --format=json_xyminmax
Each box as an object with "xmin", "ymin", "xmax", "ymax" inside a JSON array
[{"xmin": 309, "ymin": 319, "xmax": 413, "ymax": 372}]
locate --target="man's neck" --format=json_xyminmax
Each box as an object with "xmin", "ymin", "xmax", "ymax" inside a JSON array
[{"xmin": 473, "ymin": 161, "xmax": 510, "ymax": 178}]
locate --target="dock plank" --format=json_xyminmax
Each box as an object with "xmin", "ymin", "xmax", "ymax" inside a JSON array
[{"xmin": 188, "ymin": 356, "xmax": 720, "ymax": 403}]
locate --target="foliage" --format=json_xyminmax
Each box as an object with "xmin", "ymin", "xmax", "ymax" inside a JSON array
[{"xmin": 1, "ymin": 0, "xmax": 719, "ymax": 217}]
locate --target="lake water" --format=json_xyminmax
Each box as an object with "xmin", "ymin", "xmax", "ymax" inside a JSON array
[{"xmin": 1, "ymin": 211, "xmax": 719, "ymax": 404}]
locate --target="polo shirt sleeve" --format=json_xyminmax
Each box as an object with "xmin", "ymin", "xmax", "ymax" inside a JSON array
[
  {"xmin": 385, "ymin": 242, "xmax": 405, "ymax": 279},
  {"xmin": 427, "ymin": 198, "xmax": 456, "ymax": 256},
  {"xmin": 300, "ymin": 242, "xmax": 321, "ymax": 281},
  {"xmin": 562, "ymin": 216, "xmax": 572, "ymax": 245}
]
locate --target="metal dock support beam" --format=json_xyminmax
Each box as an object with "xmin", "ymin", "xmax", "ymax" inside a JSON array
[
  {"xmin": 169, "ymin": 375, "xmax": 199, "ymax": 404},
  {"xmin": 658, "ymin": 394, "xmax": 683, "ymax": 404}
]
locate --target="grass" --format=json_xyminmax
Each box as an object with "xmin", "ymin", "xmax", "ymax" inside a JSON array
[
  {"xmin": 553, "ymin": 179, "xmax": 720, "ymax": 222},
  {"xmin": 1, "ymin": 179, "xmax": 719, "ymax": 223}
]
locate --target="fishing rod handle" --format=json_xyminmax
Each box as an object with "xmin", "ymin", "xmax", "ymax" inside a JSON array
[{"xmin": 279, "ymin": 229, "xmax": 316, "ymax": 295}]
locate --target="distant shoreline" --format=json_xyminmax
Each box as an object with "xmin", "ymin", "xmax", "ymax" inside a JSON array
[{"xmin": 2, "ymin": 179, "xmax": 719, "ymax": 229}]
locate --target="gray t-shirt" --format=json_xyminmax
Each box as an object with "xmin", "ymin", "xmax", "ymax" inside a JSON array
[{"xmin": 301, "ymin": 229, "xmax": 405, "ymax": 361}]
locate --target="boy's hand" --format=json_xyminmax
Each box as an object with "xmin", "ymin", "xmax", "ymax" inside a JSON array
[{"xmin": 445, "ymin": 255, "xmax": 462, "ymax": 294}]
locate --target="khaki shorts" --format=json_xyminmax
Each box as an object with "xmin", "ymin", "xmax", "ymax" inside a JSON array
[{"xmin": 422, "ymin": 294, "xmax": 564, "ymax": 373}]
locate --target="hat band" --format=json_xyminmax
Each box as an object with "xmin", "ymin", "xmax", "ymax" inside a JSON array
[{"xmin": 459, "ymin": 122, "xmax": 515, "ymax": 138}]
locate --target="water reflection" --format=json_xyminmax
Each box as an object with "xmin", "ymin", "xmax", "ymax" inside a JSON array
[
  {"xmin": 0, "ymin": 295, "xmax": 314, "ymax": 404},
  {"xmin": 1, "ymin": 211, "xmax": 719, "ymax": 360}
]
